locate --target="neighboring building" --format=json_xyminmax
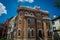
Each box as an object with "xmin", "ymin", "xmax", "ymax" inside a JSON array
[
  {"xmin": 0, "ymin": 24, "xmax": 3, "ymax": 38},
  {"xmin": 52, "ymin": 15, "xmax": 60, "ymax": 30},
  {"xmin": 13, "ymin": 4, "xmax": 52, "ymax": 40},
  {"xmin": 7, "ymin": 16, "xmax": 16, "ymax": 40},
  {"xmin": 52, "ymin": 15, "xmax": 60, "ymax": 40},
  {"xmin": 2, "ymin": 23, "xmax": 8, "ymax": 38},
  {"xmin": 0, "ymin": 21, "xmax": 8, "ymax": 38}
]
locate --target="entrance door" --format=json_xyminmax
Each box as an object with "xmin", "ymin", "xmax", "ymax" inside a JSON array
[{"xmin": 38, "ymin": 30, "xmax": 43, "ymax": 39}]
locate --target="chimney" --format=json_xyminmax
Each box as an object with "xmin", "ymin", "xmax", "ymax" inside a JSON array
[{"xmin": 53, "ymin": 14, "xmax": 57, "ymax": 18}]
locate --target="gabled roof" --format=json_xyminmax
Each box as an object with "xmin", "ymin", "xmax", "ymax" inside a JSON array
[
  {"xmin": 52, "ymin": 16, "xmax": 60, "ymax": 21},
  {"xmin": 8, "ymin": 16, "xmax": 16, "ymax": 21},
  {"xmin": 8, "ymin": 16, "xmax": 14, "ymax": 21}
]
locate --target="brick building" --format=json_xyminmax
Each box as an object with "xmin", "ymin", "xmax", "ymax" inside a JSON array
[
  {"xmin": 2, "ymin": 20, "xmax": 9, "ymax": 38},
  {"xmin": 13, "ymin": 4, "xmax": 52, "ymax": 40},
  {"xmin": 0, "ymin": 20, "xmax": 9, "ymax": 39}
]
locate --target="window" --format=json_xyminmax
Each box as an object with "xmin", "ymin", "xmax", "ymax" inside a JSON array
[
  {"xmin": 52, "ymin": 21, "xmax": 55, "ymax": 25},
  {"xmin": 25, "ymin": 12, "xmax": 28, "ymax": 15},
  {"xmin": 30, "ymin": 13, "xmax": 33, "ymax": 15},
  {"xmin": 18, "ymin": 30, "xmax": 20, "ymax": 36},
  {"xmin": 28, "ymin": 29, "xmax": 30, "ymax": 38},
  {"xmin": 46, "ymin": 21, "xmax": 49, "ymax": 26},
  {"xmin": 31, "ymin": 19, "xmax": 35, "ymax": 25},
  {"xmin": 38, "ymin": 30, "xmax": 43, "ymax": 38},
  {"xmin": 31, "ymin": 30, "xmax": 34, "ymax": 36},
  {"xmin": 27, "ymin": 19, "xmax": 31, "ymax": 25},
  {"xmin": 20, "ymin": 12, "xmax": 22, "ymax": 16},
  {"xmin": 27, "ymin": 18, "xmax": 35, "ymax": 25},
  {"xmin": 53, "ymin": 27, "xmax": 56, "ymax": 30},
  {"xmin": 36, "ymin": 13, "xmax": 40, "ymax": 20},
  {"xmin": 28, "ymin": 29, "xmax": 35, "ymax": 38},
  {"xmin": 37, "ymin": 22, "xmax": 41, "ymax": 27},
  {"xmin": 4, "ymin": 26, "xmax": 7, "ymax": 32},
  {"xmin": 59, "ymin": 19, "xmax": 60, "ymax": 24},
  {"xmin": 19, "ymin": 20, "xmax": 22, "ymax": 24},
  {"xmin": 9, "ymin": 25, "xmax": 12, "ymax": 31}
]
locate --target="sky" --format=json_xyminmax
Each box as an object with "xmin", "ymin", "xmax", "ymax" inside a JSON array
[{"xmin": 0, "ymin": 0, "xmax": 60, "ymax": 23}]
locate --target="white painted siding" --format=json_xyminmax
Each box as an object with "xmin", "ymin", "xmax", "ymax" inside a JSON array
[{"xmin": 52, "ymin": 19, "xmax": 60, "ymax": 30}]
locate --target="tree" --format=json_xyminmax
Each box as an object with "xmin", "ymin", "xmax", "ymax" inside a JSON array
[
  {"xmin": 54, "ymin": 1, "xmax": 60, "ymax": 9},
  {"xmin": 57, "ymin": 26, "xmax": 60, "ymax": 30}
]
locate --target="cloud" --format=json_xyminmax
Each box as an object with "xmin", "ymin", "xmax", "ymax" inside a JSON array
[
  {"xmin": 18, "ymin": 0, "xmax": 34, "ymax": 3},
  {"xmin": 0, "ymin": 3, "xmax": 7, "ymax": 16}
]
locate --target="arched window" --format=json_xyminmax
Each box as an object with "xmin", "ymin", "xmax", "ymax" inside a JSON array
[
  {"xmin": 30, "ymin": 13, "xmax": 33, "ymax": 15},
  {"xmin": 25, "ymin": 11, "xmax": 28, "ymax": 16},
  {"xmin": 19, "ymin": 20, "xmax": 22, "ymax": 24},
  {"xmin": 31, "ymin": 30, "xmax": 34, "ymax": 36},
  {"xmin": 18, "ymin": 30, "xmax": 20, "ymax": 36},
  {"xmin": 19, "ymin": 11, "xmax": 22, "ymax": 16},
  {"xmin": 27, "ymin": 18, "xmax": 31, "ymax": 25}
]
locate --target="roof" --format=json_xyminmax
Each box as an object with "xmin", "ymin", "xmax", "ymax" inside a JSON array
[
  {"xmin": 17, "ymin": 6, "xmax": 49, "ymax": 15},
  {"xmin": 8, "ymin": 16, "xmax": 16, "ymax": 21},
  {"xmin": 8, "ymin": 16, "xmax": 14, "ymax": 21},
  {"xmin": 52, "ymin": 16, "xmax": 60, "ymax": 21}
]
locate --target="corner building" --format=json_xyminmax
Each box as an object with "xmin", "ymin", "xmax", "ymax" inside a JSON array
[{"xmin": 14, "ymin": 5, "xmax": 52, "ymax": 40}]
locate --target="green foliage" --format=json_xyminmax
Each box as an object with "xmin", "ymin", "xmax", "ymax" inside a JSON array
[
  {"xmin": 54, "ymin": 1, "xmax": 60, "ymax": 8},
  {"xmin": 57, "ymin": 26, "xmax": 60, "ymax": 30},
  {"xmin": 0, "ymin": 37, "xmax": 7, "ymax": 40}
]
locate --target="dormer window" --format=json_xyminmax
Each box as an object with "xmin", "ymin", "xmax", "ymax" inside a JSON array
[
  {"xmin": 19, "ymin": 11, "xmax": 22, "ymax": 16},
  {"xmin": 25, "ymin": 11, "xmax": 28, "ymax": 15},
  {"xmin": 30, "ymin": 13, "xmax": 33, "ymax": 15}
]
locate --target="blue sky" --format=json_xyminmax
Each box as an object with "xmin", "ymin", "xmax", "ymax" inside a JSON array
[{"xmin": 0, "ymin": 0, "xmax": 60, "ymax": 23}]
